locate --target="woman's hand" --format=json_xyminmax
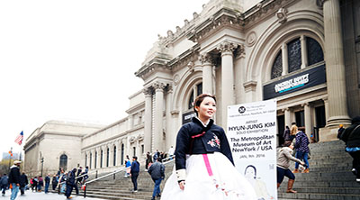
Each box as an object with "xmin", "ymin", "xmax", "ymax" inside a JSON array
[{"xmin": 178, "ymin": 180, "xmax": 185, "ymax": 190}]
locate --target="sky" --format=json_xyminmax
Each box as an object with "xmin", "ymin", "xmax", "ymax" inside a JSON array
[{"xmin": 0, "ymin": 0, "xmax": 206, "ymax": 158}]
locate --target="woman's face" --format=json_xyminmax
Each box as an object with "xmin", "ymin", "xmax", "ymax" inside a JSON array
[
  {"xmin": 245, "ymin": 167, "xmax": 256, "ymax": 179},
  {"xmin": 196, "ymin": 97, "xmax": 216, "ymax": 120}
]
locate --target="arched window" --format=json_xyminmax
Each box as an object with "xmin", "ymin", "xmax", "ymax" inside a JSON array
[
  {"xmin": 113, "ymin": 146, "xmax": 116, "ymax": 166},
  {"xmin": 95, "ymin": 151, "xmax": 97, "ymax": 168},
  {"xmin": 271, "ymin": 36, "xmax": 324, "ymax": 79},
  {"xmin": 287, "ymin": 38, "xmax": 302, "ymax": 73},
  {"xmin": 89, "ymin": 153, "xmax": 92, "ymax": 169},
  {"xmin": 100, "ymin": 150, "xmax": 103, "ymax": 168},
  {"xmin": 188, "ymin": 82, "xmax": 203, "ymax": 109},
  {"xmin": 271, "ymin": 51, "xmax": 282, "ymax": 79},
  {"xmin": 307, "ymin": 37, "xmax": 324, "ymax": 66},
  {"xmin": 59, "ymin": 154, "xmax": 68, "ymax": 171},
  {"xmin": 106, "ymin": 148, "xmax": 109, "ymax": 167}
]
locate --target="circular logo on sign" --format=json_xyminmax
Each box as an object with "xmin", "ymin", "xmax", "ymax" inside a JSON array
[{"xmin": 238, "ymin": 106, "xmax": 246, "ymax": 114}]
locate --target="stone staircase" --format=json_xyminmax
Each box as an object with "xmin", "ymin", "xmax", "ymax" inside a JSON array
[
  {"xmin": 76, "ymin": 161, "xmax": 175, "ymax": 200},
  {"xmin": 278, "ymin": 140, "xmax": 360, "ymax": 200},
  {"xmin": 70, "ymin": 140, "xmax": 359, "ymax": 200}
]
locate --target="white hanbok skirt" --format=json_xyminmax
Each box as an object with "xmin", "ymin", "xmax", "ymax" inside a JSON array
[{"xmin": 161, "ymin": 152, "xmax": 257, "ymax": 200}]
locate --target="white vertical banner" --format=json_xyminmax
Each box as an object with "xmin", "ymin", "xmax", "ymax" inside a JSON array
[{"xmin": 227, "ymin": 99, "xmax": 277, "ymax": 200}]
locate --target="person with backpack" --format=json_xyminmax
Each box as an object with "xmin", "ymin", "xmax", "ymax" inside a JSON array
[
  {"xmin": 65, "ymin": 168, "xmax": 77, "ymax": 199},
  {"xmin": 292, "ymin": 125, "xmax": 310, "ymax": 173},
  {"xmin": 339, "ymin": 116, "xmax": 360, "ymax": 183}
]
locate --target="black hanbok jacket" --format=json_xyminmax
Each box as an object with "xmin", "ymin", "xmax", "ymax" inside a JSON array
[{"xmin": 174, "ymin": 117, "xmax": 234, "ymax": 181}]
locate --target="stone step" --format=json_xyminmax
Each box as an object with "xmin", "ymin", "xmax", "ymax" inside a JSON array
[
  {"xmin": 278, "ymin": 186, "xmax": 360, "ymax": 194},
  {"xmin": 278, "ymin": 192, "xmax": 360, "ymax": 200}
]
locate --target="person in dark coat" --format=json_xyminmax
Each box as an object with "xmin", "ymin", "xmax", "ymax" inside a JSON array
[
  {"xmin": 19, "ymin": 172, "xmax": 28, "ymax": 195},
  {"xmin": 283, "ymin": 125, "xmax": 291, "ymax": 143},
  {"xmin": 148, "ymin": 157, "xmax": 165, "ymax": 200},
  {"xmin": 340, "ymin": 116, "xmax": 360, "ymax": 183},
  {"xmin": 130, "ymin": 156, "xmax": 140, "ymax": 192},
  {"xmin": 44, "ymin": 174, "xmax": 50, "ymax": 194},
  {"xmin": 9, "ymin": 160, "xmax": 21, "ymax": 200},
  {"xmin": 145, "ymin": 152, "xmax": 153, "ymax": 171},
  {"xmin": 51, "ymin": 175, "xmax": 58, "ymax": 190},
  {"xmin": 65, "ymin": 168, "xmax": 76, "ymax": 199},
  {"xmin": 1, "ymin": 174, "xmax": 8, "ymax": 196},
  {"xmin": 293, "ymin": 125, "xmax": 310, "ymax": 173}
]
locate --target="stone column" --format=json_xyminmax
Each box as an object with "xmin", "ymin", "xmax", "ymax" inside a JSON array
[
  {"xmin": 97, "ymin": 147, "xmax": 102, "ymax": 169},
  {"xmin": 217, "ymin": 41, "xmax": 237, "ymax": 129},
  {"xmin": 153, "ymin": 82, "xmax": 165, "ymax": 152},
  {"xmin": 91, "ymin": 150, "xmax": 95, "ymax": 170},
  {"xmin": 143, "ymin": 88, "xmax": 153, "ymax": 154},
  {"xmin": 108, "ymin": 144, "xmax": 113, "ymax": 168},
  {"xmin": 200, "ymin": 53, "xmax": 213, "ymax": 94},
  {"xmin": 281, "ymin": 43, "xmax": 288, "ymax": 76},
  {"xmin": 300, "ymin": 35, "xmax": 308, "ymax": 69},
  {"xmin": 322, "ymin": 0, "xmax": 351, "ymax": 127},
  {"xmin": 284, "ymin": 108, "xmax": 291, "ymax": 127},
  {"xmin": 323, "ymin": 97, "xmax": 329, "ymax": 126},
  {"xmin": 166, "ymin": 88, "xmax": 174, "ymax": 150},
  {"xmin": 304, "ymin": 103, "xmax": 312, "ymax": 137},
  {"xmin": 234, "ymin": 45, "xmax": 246, "ymax": 104}
]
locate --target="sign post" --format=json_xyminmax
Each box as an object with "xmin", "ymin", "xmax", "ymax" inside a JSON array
[{"xmin": 227, "ymin": 99, "xmax": 277, "ymax": 200}]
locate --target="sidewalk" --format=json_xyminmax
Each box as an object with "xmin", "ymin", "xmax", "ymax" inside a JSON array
[{"xmin": 1, "ymin": 191, "xmax": 106, "ymax": 200}]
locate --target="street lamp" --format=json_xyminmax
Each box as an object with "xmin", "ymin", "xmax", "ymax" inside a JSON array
[{"xmin": 41, "ymin": 157, "xmax": 44, "ymax": 177}]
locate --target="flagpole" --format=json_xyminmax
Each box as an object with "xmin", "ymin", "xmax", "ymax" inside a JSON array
[{"xmin": 8, "ymin": 147, "xmax": 12, "ymax": 169}]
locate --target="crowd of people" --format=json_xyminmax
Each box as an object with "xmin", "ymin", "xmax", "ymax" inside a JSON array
[{"xmin": 0, "ymin": 163, "xmax": 89, "ymax": 200}]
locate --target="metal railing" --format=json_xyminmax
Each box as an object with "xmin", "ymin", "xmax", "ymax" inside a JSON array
[{"xmin": 81, "ymin": 156, "xmax": 175, "ymax": 198}]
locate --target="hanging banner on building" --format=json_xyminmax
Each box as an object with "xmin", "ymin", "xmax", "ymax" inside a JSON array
[
  {"xmin": 228, "ymin": 99, "xmax": 277, "ymax": 200},
  {"xmin": 263, "ymin": 64, "xmax": 326, "ymax": 100}
]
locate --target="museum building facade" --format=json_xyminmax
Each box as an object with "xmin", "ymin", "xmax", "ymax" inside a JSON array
[{"xmin": 25, "ymin": 0, "xmax": 360, "ymax": 175}]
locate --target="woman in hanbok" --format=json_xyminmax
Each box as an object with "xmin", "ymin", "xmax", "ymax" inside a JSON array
[{"xmin": 161, "ymin": 94, "xmax": 256, "ymax": 200}]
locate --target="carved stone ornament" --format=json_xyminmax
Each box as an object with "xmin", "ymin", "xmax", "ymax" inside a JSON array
[
  {"xmin": 276, "ymin": 7, "xmax": 288, "ymax": 24},
  {"xmin": 129, "ymin": 136, "xmax": 136, "ymax": 143},
  {"xmin": 246, "ymin": 31, "xmax": 257, "ymax": 47},
  {"xmin": 199, "ymin": 53, "xmax": 212, "ymax": 64},
  {"xmin": 217, "ymin": 41, "xmax": 238, "ymax": 54},
  {"xmin": 316, "ymin": 0, "xmax": 327, "ymax": 8},
  {"xmin": 143, "ymin": 87, "xmax": 152, "ymax": 96},
  {"xmin": 235, "ymin": 44, "xmax": 246, "ymax": 58},
  {"xmin": 173, "ymin": 74, "xmax": 180, "ymax": 85},
  {"xmin": 152, "ymin": 82, "xmax": 166, "ymax": 91}
]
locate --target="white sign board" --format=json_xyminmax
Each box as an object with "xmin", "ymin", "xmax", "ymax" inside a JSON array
[{"xmin": 227, "ymin": 99, "xmax": 277, "ymax": 200}]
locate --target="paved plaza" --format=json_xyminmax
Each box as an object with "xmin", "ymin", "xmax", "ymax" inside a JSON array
[{"xmin": 1, "ymin": 191, "xmax": 105, "ymax": 200}]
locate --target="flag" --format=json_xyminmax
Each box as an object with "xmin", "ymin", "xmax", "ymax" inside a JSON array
[{"xmin": 15, "ymin": 131, "xmax": 24, "ymax": 145}]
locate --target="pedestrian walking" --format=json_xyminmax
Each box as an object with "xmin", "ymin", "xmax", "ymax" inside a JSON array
[
  {"xmin": 277, "ymin": 141, "xmax": 305, "ymax": 193},
  {"xmin": 145, "ymin": 152, "xmax": 153, "ymax": 171},
  {"xmin": 168, "ymin": 146, "xmax": 175, "ymax": 160},
  {"xmin": 37, "ymin": 176, "xmax": 43, "ymax": 192},
  {"xmin": 51, "ymin": 175, "xmax": 58, "ymax": 190},
  {"xmin": 148, "ymin": 157, "xmax": 165, "ymax": 200},
  {"xmin": 130, "ymin": 156, "xmax": 140, "ymax": 192},
  {"xmin": 124, "ymin": 156, "xmax": 131, "ymax": 177},
  {"xmin": 283, "ymin": 126, "xmax": 291, "ymax": 143},
  {"xmin": 339, "ymin": 116, "xmax": 360, "ymax": 183},
  {"xmin": 292, "ymin": 125, "xmax": 310, "ymax": 173},
  {"xmin": 9, "ymin": 160, "xmax": 21, "ymax": 200},
  {"xmin": 44, "ymin": 174, "xmax": 50, "ymax": 193},
  {"xmin": 1, "ymin": 174, "xmax": 8, "ymax": 196},
  {"xmin": 19, "ymin": 172, "xmax": 28, "ymax": 195},
  {"xmin": 65, "ymin": 168, "xmax": 77, "ymax": 199}
]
